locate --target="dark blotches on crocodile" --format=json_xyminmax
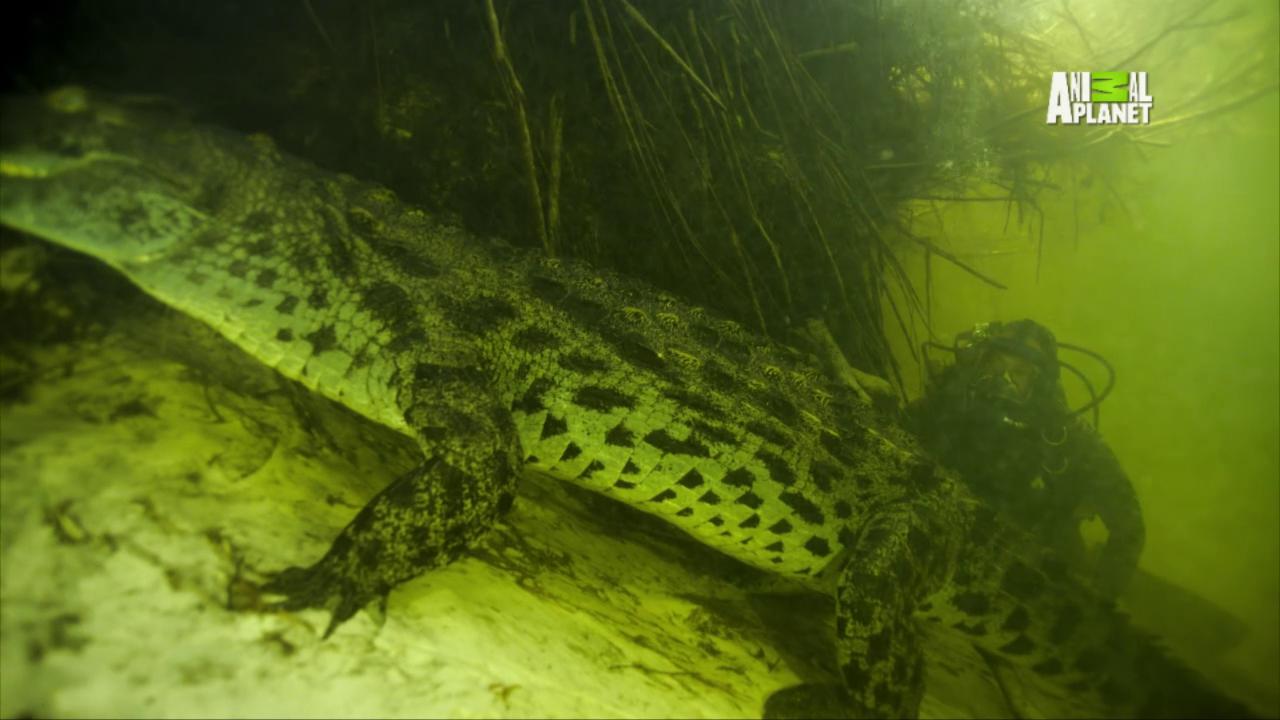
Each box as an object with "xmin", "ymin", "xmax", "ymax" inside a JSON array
[
  {"xmin": 385, "ymin": 242, "xmax": 441, "ymax": 279},
  {"xmin": 559, "ymin": 442, "xmax": 582, "ymax": 462},
  {"xmin": 557, "ymin": 353, "xmax": 610, "ymax": 374},
  {"xmin": 511, "ymin": 326, "xmax": 559, "ymax": 353},
  {"xmin": 610, "ymin": 333, "xmax": 666, "ymax": 374},
  {"xmin": 701, "ymin": 363, "xmax": 741, "ymax": 394},
  {"xmin": 275, "ymin": 294, "xmax": 300, "ymax": 315},
  {"xmin": 761, "ymin": 391, "xmax": 799, "ymax": 425},
  {"xmin": 739, "ymin": 513, "xmax": 761, "ymax": 528},
  {"xmin": 662, "ymin": 389, "xmax": 726, "ymax": 422},
  {"xmin": 307, "ymin": 287, "xmax": 328, "ymax": 309},
  {"xmin": 227, "ymin": 259, "xmax": 250, "ymax": 278},
  {"xmin": 447, "ymin": 295, "xmax": 517, "ymax": 334},
  {"xmin": 649, "ymin": 488, "xmax": 677, "ymax": 503},
  {"xmin": 764, "ymin": 540, "xmax": 784, "ymax": 553},
  {"xmin": 253, "ymin": 268, "xmax": 279, "ymax": 290},
  {"xmin": 643, "ymin": 429, "xmax": 710, "ymax": 458},
  {"xmin": 621, "ymin": 460, "xmax": 641, "ymax": 475},
  {"xmin": 867, "ymin": 628, "xmax": 892, "ymax": 664},
  {"xmin": 755, "ymin": 449, "xmax": 795, "ymax": 486},
  {"xmin": 560, "ymin": 294, "xmax": 610, "ymax": 327},
  {"xmin": 746, "ymin": 420, "xmax": 789, "ymax": 447},
  {"xmin": 349, "ymin": 346, "xmax": 372, "ymax": 371},
  {"xmin": 192, "ymin": 226, "xmax": 224, "ymax": 249},
  {"xmin": 360, "ymin": 282, "xmax": 416, "ymax": 330},
  {"xmin": 577, "ymin": 459, "xmax": 605, "ymax": 480},
  {"xmin": 196, "ymin": 180, "xmax": 230, "ymax": 214},
  {"xmin": 245, "ymin": 234, "xmax": 275, "ymax": 256},
  {"xmin": 1001, "ymin": 561, "xmax": 1046, "ymax": 601},
  {"xmin": 952, "ymin": 621, "xmax": 987, "ymax": 637},
  {"xmin": 573, "ymin": 386, "xmax": 636, "ymax": 412},
  {"xmin": 676, "ymin": 507, "xmax": 694, "ymax": 517},
  {"xmin": 768, "ymin": 519, "xmax": 793, "ymax": 535},
  {"xmin": 290, "ymin": 244, "xmax": 318, "ymax": 272},
  {"xmin": 414, "ymin": 362, "xmax": 484, "ymax": 386},
  {"xmin": 303, "ymin": 324, "xmax": 338, "ymax": 354},
  {"xmin": 689, "ymin": 420, "xmax": 736, "ymax": 446},
  {"xmin": 241, "ymin": 209, "xmax": 273, "ymax": 232},
  {"xmin": 708, "ymin": 516, "xmax": 725, "ymax": 526},
  {"xmin": 804, "ymin": 536, "xmax": 832, "ymax": 557},
  {"xmin": 779, "ymin": 491, "xmax": 825, "ymax": 525},
  {"xmin": 819, "ymin": 430, "xmax": 863, "ymax": 467},
  {"xmin": 275, "ymin": 328, "xmax": 293, "ymax": 342},
  {"xmin": 356, "ymin": 537, "xmax": 383, "ymax": 568},
  {"xmin": 605, "ymin": 422, "xmax": 634, "ymax": 448},
  {"xmin": 951, "ymin": 591, "xmax": 990, "ymax": 616},
  {"xmin": 242, "ymin": 298, "xmax": 263, "ymax": 308},
  {"xmin": 1001, "ymin": 606, "xmax": 1031, "ymax": 633},
  {"xmin": 810, "ymin": 461, "xmax": 840, "ymax": 493},
  {"xmin": 540, "ymin": 414, "xmax": 568, "ymax": 440},
  {"xmin": 319, "ymin": 212, "xmax": 353, "ymax": 274},
  {"xmin": 512, "ymin": 377, "xmax": 554, "ymax": 414},
  {"xmin": 697, "ymin": 490, "xmax": 721, "ymax": 505},
  {"xmin": 834, "ymin": 500, "xmax": 853, "ymax": 519},
  {"xmin": 613, "ymin": 479, "xmax": 636, "ymax": 490},
  {"xmin": 721, "ymin": 467, "xmax": 754, "ymax": 488},
  {"xmin": 677, "ymin": 469, "xmax": 704, "ymax": 489},
  {"xmin": 386, "ymin": 327, "xmax": 427, "ymax": 353},
  {"xmin": 735, "ymin": 492, "xmax": 763, "ymax": 510},
  {"xmin": 528, "ymin": 275, "xmax": 568, "ymax": 303}
]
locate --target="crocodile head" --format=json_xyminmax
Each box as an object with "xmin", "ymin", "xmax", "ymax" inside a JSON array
[{"xmin": 1, "ymin": 86, "xmax": 216, "ymax": 270}]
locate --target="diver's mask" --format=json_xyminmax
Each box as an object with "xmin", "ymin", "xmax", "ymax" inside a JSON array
[{"xmin": 951, "ymin": 321, "xmax": 1053, "ymax": 430}]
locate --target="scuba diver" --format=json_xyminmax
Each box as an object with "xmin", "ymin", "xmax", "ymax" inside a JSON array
[{"xmin": 905, "ymin": 319, "xmax": 1144, "ymax": 600}]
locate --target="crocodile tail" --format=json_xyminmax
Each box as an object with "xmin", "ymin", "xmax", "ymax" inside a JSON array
[{"xmin": 925, "ymin": 503, "xmax": 1254, "ymax": 718}]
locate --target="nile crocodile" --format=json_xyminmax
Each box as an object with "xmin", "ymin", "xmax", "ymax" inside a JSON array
[{"xmin": 0, "ymin": 87, "xmax": 1253, "ymax": 718}]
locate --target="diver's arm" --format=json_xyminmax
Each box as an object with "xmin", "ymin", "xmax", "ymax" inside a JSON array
[{"xmin": 1072, "ymin": 426, "xmax": 1146, "ymax": 598}]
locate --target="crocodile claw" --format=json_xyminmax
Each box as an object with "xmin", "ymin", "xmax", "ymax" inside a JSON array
[{"xmin": 261, "ymin": 559, "xmax": 369, "ymax": 638}]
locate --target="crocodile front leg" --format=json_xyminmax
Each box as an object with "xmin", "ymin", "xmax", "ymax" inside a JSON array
[
  {"xmin": 264, "ymin": 368, "xmax": 520, "ymax": 637},
  {"xmin": 832, "ymin": 507, "xmax": 934, "ymax": 718},
  {"xmin": 766, "ymin": 463, "xmax": 963, "ymax": 720}
]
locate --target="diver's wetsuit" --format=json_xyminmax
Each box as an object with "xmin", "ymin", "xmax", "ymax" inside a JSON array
[{"xmin": 906, "ymin": 322, "xmax": 1145, "ymax": 600}]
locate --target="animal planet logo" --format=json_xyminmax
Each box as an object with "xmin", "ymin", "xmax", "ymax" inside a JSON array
[{"xmin": 1046, "ymin": 71, "xmax": 1153, "ymax": 125}]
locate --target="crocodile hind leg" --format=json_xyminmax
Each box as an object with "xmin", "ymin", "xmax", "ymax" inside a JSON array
[{"xmin": 263, "ymin": 377, "xmax": 519, "ymax": 637}]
